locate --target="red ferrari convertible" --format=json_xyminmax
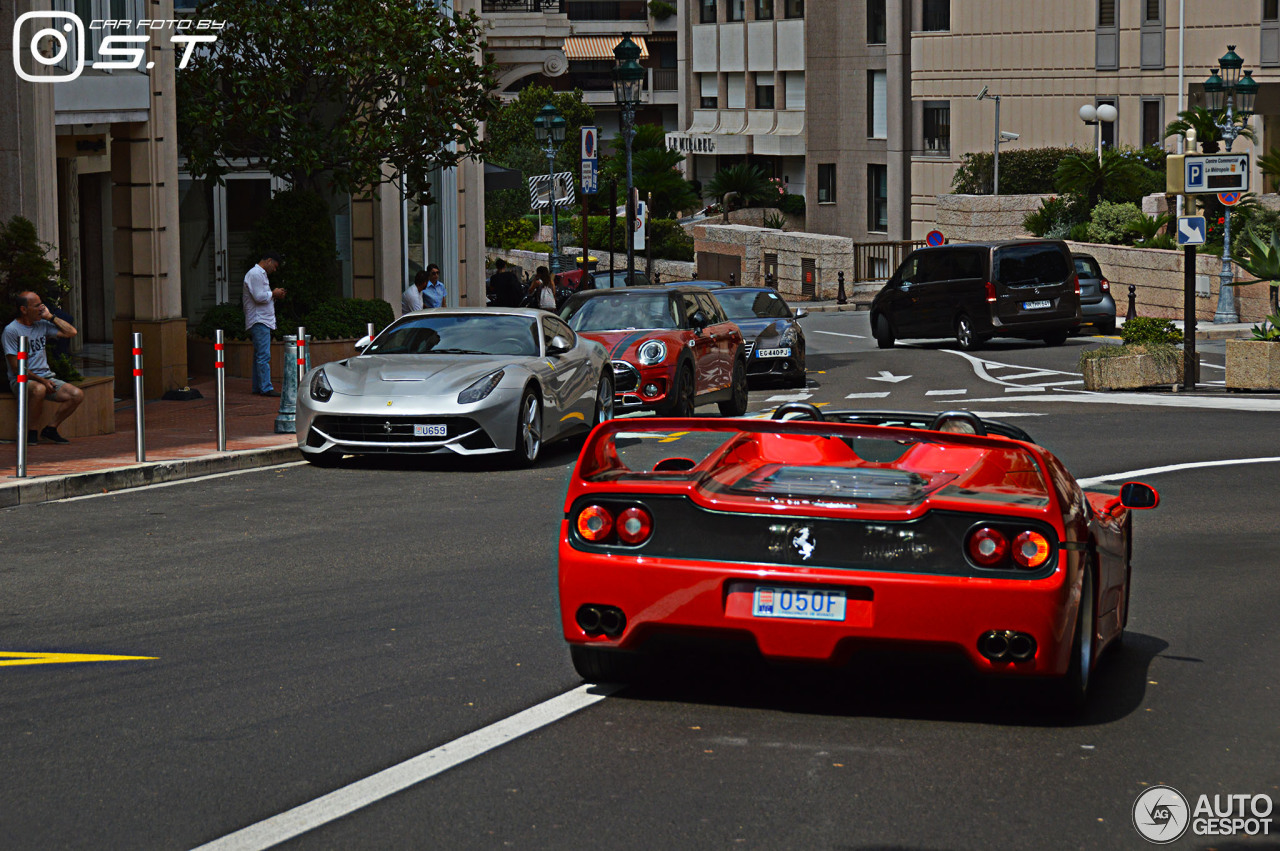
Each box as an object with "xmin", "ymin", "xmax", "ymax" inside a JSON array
[{"xmin": 558, "ymin": 406, "xmax": 1159, "ymax": 707}]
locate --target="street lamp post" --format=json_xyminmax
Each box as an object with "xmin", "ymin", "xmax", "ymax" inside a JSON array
[
  {"xmin": 1078, "ymin": 102, "xmax": 1118, "ymax": 164},
  {"xmin": 612, "ymin": 33, "xmax": 644, "ymax": 282},
  {"xmin": 1201, "ymin": 46, "xmax": 1260, "ymax": 323},
  {"xmin": 533, "ymin": 103, "xmax": 567, "ymax": 273}
]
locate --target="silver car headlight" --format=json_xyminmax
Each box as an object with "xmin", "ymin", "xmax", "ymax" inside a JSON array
[
  {"xmin": 638, "ymin": 340, "xmax": 667, "ymax": 366},
  {"xmin": 310, "ymin": 369, "xmax": 333, "ymax": 402},
  {"xmin": 458, "ymin": 369, "xmax": 505, "ymax": 404}
]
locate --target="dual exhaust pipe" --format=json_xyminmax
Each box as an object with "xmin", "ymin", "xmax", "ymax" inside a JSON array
[
  {"xmin": 577, "ymin": 604, "xmax": 626, "ymax": 638},
  {"xmin": 978, "ymin": 630, "xmax": 1037, "ymax": 663}
]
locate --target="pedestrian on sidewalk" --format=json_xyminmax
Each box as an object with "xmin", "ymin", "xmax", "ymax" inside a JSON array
[
  {"xmin": 488, "ymin": 258, "xmax": 524, "ymax": 308},
  {"xmin": 402, "ymin": 264, "xmax": 447, "ymax": 313},
  {"xmin": 3, "ymin": 291, "xmax": 83, "ymax": 444},
  {"xmin": 243, "ymin": 252, "xmax": 286, "ymax": 397}
]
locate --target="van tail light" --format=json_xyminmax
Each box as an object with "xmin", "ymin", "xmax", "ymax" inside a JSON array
[
  {"xmin": 984, "ymin": 281, "xmax": 997, "ymax": 303},
  {"xmin": 1099, "ymin": 277, "xmax": 1110, "ymax": 293},
  {"xmin": 576, "ymin": 505, "xmax": 614, "ymax": 542},
  {"xmin": 1072, "ymin": 273, "xmax": 1082, "ymax": 295},
  {"xmin": 616, "ymin": 506, "xmax": 653, "ymax": 545},
  {"xmin": 967, "ymin": 527, "xmax": 1008, "ymax": 567},
  {"xmin": 1011, "ymin": 531, "xmax": 1052, "ymax": 569}
]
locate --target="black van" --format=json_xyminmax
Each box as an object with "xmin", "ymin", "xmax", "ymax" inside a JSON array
[{"xmin": 869, "ymin": 240, "xmax": 1081, "ymax": 350}]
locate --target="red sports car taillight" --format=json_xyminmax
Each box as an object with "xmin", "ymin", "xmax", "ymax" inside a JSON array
[
  {"xmin": 1100, "ymin": 277, "xmax": 1110, "ymax": 293},
  {"xmin": 576, "ymin": 505, "xmax": 614, "ymax": 542},
  {"xmin": 616, "ymin": 506, "xmax": 653, "ymax": 545},
  {"xmin": 984, "ymin": 281, "xmax": 997, "ymax": 303},
  {"xmin": 1011, "ymin": 531, "xmax": 1051, "ymax": 569},
  {"xmin": 967, "ymin": 527, "xmax": 1008, "ymax": 567}
]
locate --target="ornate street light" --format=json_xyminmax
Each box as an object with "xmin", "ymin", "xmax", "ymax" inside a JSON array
[
  {"xmin": 612, "ymin": 33, "xmax": 644, "ymax": 282},
  {"xmin": 534, "ymin": 103, "xmax": 567, "ymax": 273}
]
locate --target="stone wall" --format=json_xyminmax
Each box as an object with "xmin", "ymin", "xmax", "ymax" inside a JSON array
[
  {"xmin": 688, "ymin": 223, "xmax": 855, "ymax": 300},
  {"xmin": 486, "ymin": 247, "xmax": 695, "ymax": 284},
  {"xmin": 935, "ymin": 194, "xmax": 1053, "ymax": 241}
]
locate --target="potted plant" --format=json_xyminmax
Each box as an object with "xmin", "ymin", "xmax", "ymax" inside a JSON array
[
  {"xmin": 1226, "ymin": 314, "xmax": 1280, "ymax": 391},
  {"xmin": 1080, "ymin": 317, "xmax": 1187, "ymax": 390}
]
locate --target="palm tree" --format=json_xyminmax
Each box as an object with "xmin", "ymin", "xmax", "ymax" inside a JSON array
[
  {"xmin": 632, "ymin": 148, "xmax": 700, "ymax": 218},
  {"xmin": 1234, "ymin": 228, "xmax": 1280, "ymax": 315},
  {"xmin": 1053, "ymin": 149, "xmax": 1151, "ymax": 209},
  {"xmin": 703, "ymin": 163, "xmax": 773, "ymax": 222},
  {"xmin": 1163, "ymin": 106, "xmax": 1255, "ymax": 154}
]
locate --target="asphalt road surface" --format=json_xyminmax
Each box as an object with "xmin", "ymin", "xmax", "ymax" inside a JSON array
[{"xmin": 3, "ymin": 311, "xmax": 1278, "ymax": 850}]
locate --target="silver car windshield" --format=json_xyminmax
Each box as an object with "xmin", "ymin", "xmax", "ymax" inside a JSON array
[
  {"xmin": 563, "ymin": 294, "xmax": 679, "ymax": 331},
  {"xmin": 367, "ymin": 315, "xmax": 539, "ymax": 356}
]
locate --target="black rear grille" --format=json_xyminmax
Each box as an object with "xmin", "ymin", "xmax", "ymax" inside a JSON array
[
  {"xmin": 612, "ymin": 361, "xmax": 640, "ymax": 393},
  {"xmin": 312, "ymin": 415, "xmax": 479, "ymax": 443}
]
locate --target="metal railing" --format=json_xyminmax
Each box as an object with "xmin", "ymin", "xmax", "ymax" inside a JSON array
[
  {"xmin": 651, "ymin": 68, "xmax": 677, "ymax": 90},
  {"xmin": 851, "ymin": 240, "xmax": 924, "ymax": 283},
  {"xmin": 481, "ymin": 0, "xmax": 564, "ymax": 11},
  {"xmin": 563, "ymin": 0, "xmax": 647, "ymax": 20}
]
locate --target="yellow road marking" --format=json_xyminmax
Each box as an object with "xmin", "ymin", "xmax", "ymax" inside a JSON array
[
  {"xmin": 0, "ymin": 652, "xmax": 157, "ymax": 668},
  {"xmin": 659, "ymin": 432, "xmax": 690, "ymax": 443}
]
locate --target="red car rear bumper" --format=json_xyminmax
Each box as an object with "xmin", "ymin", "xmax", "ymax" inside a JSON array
[{"xmin": 559, "ymin": 531, "xmax": 1077, "ymax": 676}]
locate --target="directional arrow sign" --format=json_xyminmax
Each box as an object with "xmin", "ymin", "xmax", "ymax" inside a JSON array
[
  {"xmin": 867, "ymin": 371, "xmax": 912, "ymax": 383},
  {"xmin": 0, "ymin": 651, "xmax": 157, "ymax": 667},
  {"xmin": 1177, "ymin": 215, "xmax": 1206, "ymax": 246}
]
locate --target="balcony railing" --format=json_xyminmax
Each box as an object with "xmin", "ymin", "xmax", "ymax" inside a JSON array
[
  {"xmin": 481, "ymin": 0, "xmax": 564, "ymax": 11},
  {"xmin": 563, "ymin": 0, "xmax": 647, "ymax": 20},
  {"xmin": 652, "ymin": 68, "xmax": 677, "ymax": 90}
]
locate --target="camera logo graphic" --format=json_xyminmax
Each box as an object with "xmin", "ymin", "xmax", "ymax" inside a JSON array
[
  {"xmin": 12, "ymin": 11, "xmax": 85, "ymax": 83},
  {"xmin": 1132, "ymin": 785, "xmax": 1190, "ymax": 844}
]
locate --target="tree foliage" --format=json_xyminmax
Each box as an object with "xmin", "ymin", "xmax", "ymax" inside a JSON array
[
  {"xmin": 0, "ymin": 216, "xmax": 64, "ymax": 307},
  {"xmin": 1054, "ymin": 149, "xmax": 1152, "ymax": 209},
  {"xmin": 247, "ymin": 190, "xmax": 341, "ymax": 319},
  {"xmin": 1163, "ymin": 106, "xmax": 1255, "ymax": 154},
  {"xmin": 178, "ymin": 0, "xmax": 498, "ymax": 200},
  {"xmin": 951, "ymin": 147, "xmax": 1079, "ymax": 195}
]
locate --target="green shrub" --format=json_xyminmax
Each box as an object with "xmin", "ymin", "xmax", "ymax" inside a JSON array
[
  {"xmin": 514, "ymin": 239, "xmax": 553, "ymax": 253},
  {"xmin": 487, "ymin": 217, "xmax": 537, "ymax": 250},
  {"xmin": 951, "ymin": 147, "xmax": 1080, "ymax": 195},
  {"xmin": 300, "ymin": 298, "xmax": 394, "ymax": 340},
  {"xmin": 777, "ymin": 193, "xmax": 806, "ymax": 215},
  {"xmin": 247, "ymin": 190, "xmax": 341, "ymax": 322},
  {"xmin": 193, "ymin": 302, "xmax": 249, "ymax": 340},
  {"xmin": 763, "ymin": 212, "xmax": 787, "ymax": 229},
  {"xmin": 1086, "ymin": 200, "xmax": 1143, "ymax": 245},
  {"xmin": 1068, "ymin": 221, "xmax": 1091, "ymax": 242},
  {"xmin": 48, "ymin": 352, "xmax": 83, "ymax": 383},
  {"xmin": 1121, "ymin": 316, "xmax": 1183, "ymax": 346},
  {"xmin": 648, "ymin": 0, "xmax": 676, "ymax": 19},
  {"xmin": 0, "ymin": 215, "xmax": 66, "ymax": 308}
]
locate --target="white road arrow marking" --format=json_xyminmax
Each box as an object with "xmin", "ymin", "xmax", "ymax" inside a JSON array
[{"xmin": 867, "ymin": 371, "xmax": 911, "ymax": 383}]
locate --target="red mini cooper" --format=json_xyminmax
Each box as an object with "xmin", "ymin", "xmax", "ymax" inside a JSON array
[{"xmin": 560, "ymin": 286, "xmax": 748, "ymax": 417}]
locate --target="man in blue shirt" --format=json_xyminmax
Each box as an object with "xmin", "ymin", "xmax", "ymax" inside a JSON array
[{"xmin": 3, "ymin": 291, "xmax": 83, "ymax": 444}]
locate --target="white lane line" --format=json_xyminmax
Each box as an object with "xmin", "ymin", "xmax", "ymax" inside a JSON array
[
  {"xmin": 767, "ymin": 393, "xmax": 813, "ymax": 402},
  {"xmin": 925, "ymin": 389, "xmax": 967, "ymax": 396},
  {"xmin": 1005, "ymin": 386, "xmax": 1046, "ymax": 392},
  {"xmin": 845, "ymin": 392, "xmax": 891, "ymax": 399},
  {"xmin": 999, "ymin": 370, "xmax": 1059, "ymax": 381},
  {"xmin": 49, "ymin": 462, "xmax": 307, "ymax": 504},
  {"xmin": 1036, "ymin": 379, "xmax": 1085, "ymax": 387},
  {"xmin": 966, "ymin": 392, "xmax": 1280, "ymax": 412},
  {"xmin": 192, "ymin": 684, "xmax": 620, "ymax": 851},
  {"xmin": 811, "ymin": 330, "xmax": 867, "ymax": 339},
  {"xmin": 1077, "ymin": 456, "xmax": 1280, "ymax": 487},
  {"xmin": 969, "ymin": 411, "xmax": 1045, "ymax": 418}
]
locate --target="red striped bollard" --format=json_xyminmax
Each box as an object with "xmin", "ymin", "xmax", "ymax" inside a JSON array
[
  {"xmin": 133, "ymin": 332, "xmax": 146, "ymax": 462},
  {"xmin": 15, "ymin": 336, "xmax": 29, "ymax": 478},
  {"xmin": 215, "ymin": 329, "xmax": 227, "ymax": 452}
]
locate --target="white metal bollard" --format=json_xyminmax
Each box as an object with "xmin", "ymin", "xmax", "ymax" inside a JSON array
[
  {"xmin": 15, "ymin": 336, "xmax": 28, "ymax": 478},
  {"xmin": 133, "ymin": 332, "xmax": 145, "ymax": 462},
  {"xmin": 215, "ymin": 329, "xmax": 227, "ymax": 452}
]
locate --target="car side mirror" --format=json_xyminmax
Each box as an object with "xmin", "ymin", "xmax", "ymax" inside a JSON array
[
  {"xmin": 1119, "ymin": 481, "xmax": 1159, "ymax": 509},
  {"xmin": 547, "ymin": 335, "xmax": 572, "ymax": 356},
  {"xmin": 691, "ymin": 309, "xmax": 709, "ymax": 331},
  {"xmin": 355, "ymin": 334, "xmax": 372, "ymax": 351},
  {"xmin": 795, "ymin": 308, "xmax": 809, "ymax": 319}
]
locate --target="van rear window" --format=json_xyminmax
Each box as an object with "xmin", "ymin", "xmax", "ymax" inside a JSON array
[{"xmin": 994, "ymin": 245, "xmax": 1069, "ymax": 287}]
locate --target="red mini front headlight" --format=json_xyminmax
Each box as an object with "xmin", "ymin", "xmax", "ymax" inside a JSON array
[
  {"xmin": 576, "ymin": 505, "xmax": 614, "ymax": 542},
  {"xmin": 1011, "ymin": 531, "xmax": 1051, "ymax": 569},
  {"xmin": 615, "ymin": 506, "xmax": 653, "ymax": 545},
  {"xmin": 967, "ymin": 527, "xmax": 1008, "ymax": 567}
]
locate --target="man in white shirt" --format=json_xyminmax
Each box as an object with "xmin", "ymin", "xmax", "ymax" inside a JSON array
[
  {"xmin": 402, "ymin": 265, "xmax": 447, "ymax": 314},
  {"xmin": 242, "ymin": 252, "xmax": 286, "ymax": 396}
]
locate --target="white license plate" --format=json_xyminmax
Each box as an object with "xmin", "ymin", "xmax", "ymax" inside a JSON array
[
  {"xmin": 1023, "ymin": 299, "xmax": 1052, "ymax": 310},
  {"xmin": 755, "ymin": 347, "xmax": 791, "ymax": 358},
  {"xmin": 414, "ymin": 424, "xmax": 448, "ymax": 437},
  {"xmin": 752, "ymin": 586, "xmax": 846, "ymax": 621}
]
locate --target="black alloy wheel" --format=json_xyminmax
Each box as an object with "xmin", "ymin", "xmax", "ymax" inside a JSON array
[{"xmin": 954, "ymin": 314, "xmax": 979, "ymax": 351}]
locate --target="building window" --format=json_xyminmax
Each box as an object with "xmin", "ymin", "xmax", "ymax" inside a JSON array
[
  {"xmin": 868, "ymin": 70, "xmax": 887, "ymax": 139},
  {"xmin": 868, "ymin": 0, "xmax": 886, "ymax": 43},
  {"xmin": 755, "ymin": 74, "xmax": 775, "ymax": 109},
  {"xmin": 700, "ymin": 73, "xmax": 718, "ymax": 109},
  {"xmin": 700, "ymin": 0, "xmax": 717, "ymax": 23},
  {"xmin": 755, "ymin": 0, "xmax": 774, "ymax": 19},
  {"xmin": 1096, "ymin": 0, "xmax": 1119, "ymax": 70},
  {"xmin": 1141, "ymin": 98, "xmax": 1163, "ymax": 148},
  {"xmin": 726, "ymin": 73, "xmax": 746, "ymax": 109},
  {"xmin": 868, "ymin": 164, "xmax": 888, "ymax": 232},
  {"xmin": 784, "ymin": 0, "xmax": 803, "ymax": 19},
  {"xmin": 784, "ymin": 71, "xmax": 805, "ymax": 110},
  {"xmin": 727, "ymin": 0, "xmax": 745, "ymax": 22},
  {"xmin": 817, "ymin": 164, "xmax": 837, "ymax": 203},
  {"xmin": 923, "ymin": 100, "xmax": 950, "ymax": 155},
  {"xmin": 1098, "ymin": 0, "xmax": 1116, "ymax": 26},
  {"xmin": 921, "ymin": 0, "xmax": 949, "ymax": 31},
  {"xmin": 1140, "ymin": 0, "xmax": 1164, "ymax": 69},
  {"xmin": 1098, "ymin": 98, "xmax": 1117, "ymax": 149},
  {"xmin": 1265, "ymin": 0, "xmax": 1280, "ymax": 66}
]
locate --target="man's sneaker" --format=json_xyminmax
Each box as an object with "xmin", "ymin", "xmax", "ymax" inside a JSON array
[
  {"xmin": 40, "ymin": 426, "xmax": 70, "ymax": 444},
  {"xmin": 27, "ymin": 430, "xmax": 38, "ymax": 445}
]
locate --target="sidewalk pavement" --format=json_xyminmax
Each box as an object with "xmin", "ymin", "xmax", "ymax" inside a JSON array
[{"xmin": 1, "ymin": 374, "xmax": 299, "ymax": 508}]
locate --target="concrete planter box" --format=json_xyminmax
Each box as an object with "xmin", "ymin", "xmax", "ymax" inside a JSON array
[
  {"xmin": 1, "ymin": 376, "xmax": 116, "ymax": 438},
  {"xmin": 1081, "ymin": 352, "xmax": 1185, "ymax": 390},
  {"xmin": 1226, "ymin": 340, "xmax": 1280, "ymax": 391},
  {"xmin": 187, "ymin": 337, "xmax": 359, "ymax": 382}
]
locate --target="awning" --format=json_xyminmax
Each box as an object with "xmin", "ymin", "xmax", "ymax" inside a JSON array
[
  {"xmin": 562, "ymin": 35, "xmax": 649, "ymax": 61},
  {"xmin": 484, "ymin": 162, "xmax": 524, "ymax": 193}
]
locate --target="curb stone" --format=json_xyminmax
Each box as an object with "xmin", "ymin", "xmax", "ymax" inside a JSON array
[{"xmin": 0, "ymin": 445, "xmax": 302, "ymax": 509}]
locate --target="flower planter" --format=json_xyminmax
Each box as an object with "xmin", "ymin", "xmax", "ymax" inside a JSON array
[
  {"xmin": 1081, "ymin": 353, "xmax": 1186, "ymax": 390},
  {"xmin": 0, "ymin": 376, "xmax": 115, "ymax": 438},
  {"xmin": 1225, "ymin": 340, "xmax": 1280, "ymax": 391},
  {"xmin": 187, "ymin": 337, "xmax": 359, "ymax": 382}
]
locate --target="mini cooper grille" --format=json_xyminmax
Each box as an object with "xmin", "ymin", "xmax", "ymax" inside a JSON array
[
  {"xmin": 611, "ymin": 361, "xmax": 640, "ymax": 393},
  {"xmin": 312, "ymin": 415, "xmax": 479, "ymax": 443}
]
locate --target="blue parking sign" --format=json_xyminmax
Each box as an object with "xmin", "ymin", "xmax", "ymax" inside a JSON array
[{"xmin": 1187, "ymin": 161, "xmax": 1204, "ymax": 191}]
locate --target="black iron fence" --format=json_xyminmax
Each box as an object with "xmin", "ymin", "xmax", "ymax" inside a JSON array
[{"xmin": 851, "ymin": 240, "xmax": 924, "ymax": 282}]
